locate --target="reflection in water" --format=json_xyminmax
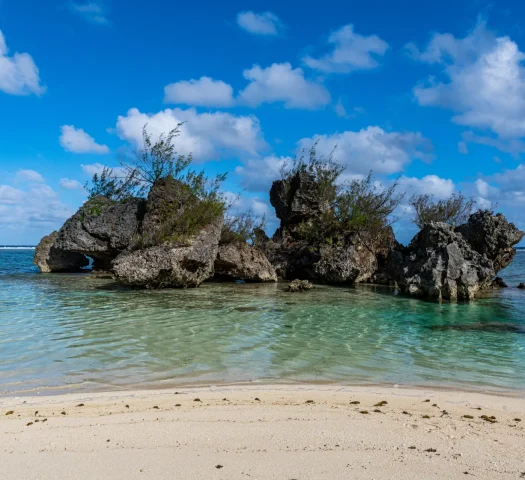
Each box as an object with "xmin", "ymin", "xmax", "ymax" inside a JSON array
[{"xmin": 0, "ymin": 250, "xmax": 524, "ymax": 394}]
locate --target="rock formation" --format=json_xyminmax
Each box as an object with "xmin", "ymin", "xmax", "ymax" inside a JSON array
[
  {"xmin": 214, "ymin": 242, "xmax": 277, "ymax": 282},
  {"xmin": 33, "ymin": 231, "xmax": 89, "ymax": 273},
  {"xmin": 112, "ymin": 177, "xmax": 223, "ymax": 288},
  {"xmin": 112, "ymin": 220, "xmax": 222, "ymax": 288},
  {"xmin": 388, "ymin": 212, "xmax": 524, "ymax": 302},
  {"xmin": 53, "ymin": 196, "xmax": 146, "ymax": 270},
  {"xmin": 259, "ymin": 171, "xmax": 396, "ymax": 284}
]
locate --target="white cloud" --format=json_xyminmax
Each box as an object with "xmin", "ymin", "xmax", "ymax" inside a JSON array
[
  {"xmin": 60, "ymin": 178, "xmax": 84, "ymax": 190},
  {"xmin": 236, "ymin": 11, "xmax": 283, "ymax": 36},
  {"xmin": 69, "ymin": 2, "xmax": 109, "ymax": 25},
  {"xmin": 238, "ymin": 63, "xmax": 331, "ymax": 109},
  {"xmin": 398, "ymin": 174, "xmax": 455, "ymax": 199},
  {"xmin": 81, "ymin": 163, "xmax": 106, "ymax": 176},
  {"xmin": 0, "ymin": 30, "xmax": 45, "ymax": 96},
  {"xmin": 0, "ymin": 185, "xmax": 25, "ymax": 205},
  {"xmin": 164, "ymin": 63, "xmax": 330, "ymax": 110},
  {"xmin": 0, "ymin": 182, "xmax": 73, "ymax": 230},
  {"xmin": 297, "ymin": 126, "xmax": 433, "ymax": 176},
  {"xmin": 303, "ymin": 24, "xmax": 388, "ymax": 74},
  {"xmin": 410, "ymin": 23, "xmax": 525, "ymax": 142},
  {"xmin": 59, "ymin": 125, "xmax": 109, "ymax": 154},
  {"xmin": 461, "ymin": 131, "xmax": 525, "ymax": 158},
  {"xmin": 164, "ymin": 76, "xmax": 234, "ymax": 107},
  {"xmin": 235, "ymin": 155, "xmax": 291, "ymax": 192},
  {"xmin": 115, "ymin": 107, "xmax": 265, "ymax": 161},
  {"xmin": 16, "ymin": 169, "xmax": 44, "ymax": 183}
]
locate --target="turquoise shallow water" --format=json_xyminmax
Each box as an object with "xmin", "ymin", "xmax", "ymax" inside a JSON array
[{"xmin": 0, "ymin": 249, "xmax": 524, "ymax": 395}]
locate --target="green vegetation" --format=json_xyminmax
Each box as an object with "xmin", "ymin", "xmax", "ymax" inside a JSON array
[
  {"xmin": 409, "ymin": 192, "xmax": 476, "ymax": 229},
  {"xmin": 220, "ymin": 210, "xmax": 267, "ymax": 245},
  {"xmin": 85, "ymin": 124, "xmax": 229, "ymax": 244},
  {"xmin": 281, "ymin": 145, "xmax": 404, "ymax": 246}
]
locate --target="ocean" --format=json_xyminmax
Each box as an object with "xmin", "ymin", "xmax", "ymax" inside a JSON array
[{"xmin": 0, "ymin": 248, "xmax": 524, "ymax": 395}]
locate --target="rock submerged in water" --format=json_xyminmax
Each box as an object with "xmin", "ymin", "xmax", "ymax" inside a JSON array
[
  {"xmin": 518, "ymin": 283, "xmax": 525, "ymax": 289},
  {"xmin": 287, "ymin": 279, "xmax": 314, "ymax": 292},
  {"xmin": 430, "ymin": 322, "xmax": 525, "ymax": 334},
  {"xmin": 214, "ymin": 242, "xmax": 277, "ymax": 282},
  {"xmin": 33, "ymin": 231, "xmax": 89, "ymax": 273},
  {"xmin": 490, "ymin": 277, "xmax": 508, "ymax": 288}
]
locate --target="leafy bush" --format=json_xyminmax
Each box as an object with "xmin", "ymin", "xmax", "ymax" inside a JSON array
[
  {"xmin": 85, "ymin": 124, "xmax": 229, "ymax": 244},
  {"xmin": 220, "ymin": 210, "xmax": 267, "ymax": 245},
  {"xmin": 279, "ymin": 143, "xmax": 343, "ymax": 208},
  {"xmin": 85, "ymin": 166, "xmax": 142, "ymax": 201},
  {"xmin": 410, "ymin": 193, "xmax": 476, "ymax": 229},
  {"xmin": 280, "ymin": 146, "xmax": 404, "ymax": 246}
]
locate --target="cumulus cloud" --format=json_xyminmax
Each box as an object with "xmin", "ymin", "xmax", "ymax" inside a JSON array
[
  {"xmin": 16, "ymin": 169, "xmax": 45, "ymax": 183},
  {"xmin": 69, "ymin": 2, "xmax": 109, "ymax": 25},
  {"xmin": 303, "ymin": 24, "xmax": 388, "ymax": 73},
  {"xmin": 297, "ymin": 126, "xmax": 433, "ymax": 176},
  {"xmin": 115, "ymin": 107, "xmax": 265, "ymax": 161},
  {"xmin": 236, "ymin": 11, "xmax": 283, "ymax": 36},
  {"xmin": 235, "ymin": 155, "xmax": 291, "ymax": 192},
  {"xmin": 410, "ymin": 23, "xmax": 525, "ymax": 143},
  {"xmin": 238, "ymin": 63, "xmax": 331, "ymax": 109},
  {"xmin": 164, "ymin": 63, "xmax": 330, "ymax": 110},
  {"xmin": 59, "ymin": 125, "xmax": 109, "ymax": 154},
  {"xmin": 59, "ymin": 178, "xmax": 84, "ymax": 190},
  {"xmin": 0, "ymin": 30, "xmax": 45, "ymax": 96},
  {"xmin": 0, "ymin": 182, "xmax": 73, "ymax": 231},
  {"xmin": 397, "ymin": 174, "xmax": 455, "ymax": 199},
  {"xmin": 164, "ymin": 76, "xmax": 234, "ymax": 107}
]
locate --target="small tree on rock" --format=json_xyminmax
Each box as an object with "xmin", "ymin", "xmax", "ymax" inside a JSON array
[{"xmin": 410, "ymin": 193, "xmax": 476, "ymax": 229}]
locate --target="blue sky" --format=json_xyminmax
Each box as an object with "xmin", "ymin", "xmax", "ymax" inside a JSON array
[{"xmin": 1, "ymin": 0, "xmax": 525, "ymax": 245}]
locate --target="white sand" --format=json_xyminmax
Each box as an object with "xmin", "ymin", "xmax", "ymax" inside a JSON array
[{"xmin": 1, "ymin": 384, "xmax": 524, "ymax": 479}]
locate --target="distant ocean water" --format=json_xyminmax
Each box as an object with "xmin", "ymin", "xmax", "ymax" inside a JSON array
[{"xmin": 0, "ymin": 248, "xmax": 524, "ymax": 395}]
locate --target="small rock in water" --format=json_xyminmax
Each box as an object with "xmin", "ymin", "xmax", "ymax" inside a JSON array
[
  {"xmin": 287, "ymin": 279, "xmax": 314, "ymax": 293},
  {"xmin": 518, "ymin": 283, "xmax": 525, "ymax": 289},
  {"xmin": 490, "ymin": 276, "xmax": 508, "ymax": 288}
]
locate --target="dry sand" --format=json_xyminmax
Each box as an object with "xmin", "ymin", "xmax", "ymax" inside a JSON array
[{"xmin": 1, "ymin": 384, "xmax": 524, "ymax": 479}]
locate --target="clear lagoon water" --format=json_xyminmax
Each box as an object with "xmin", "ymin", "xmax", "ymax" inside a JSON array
[{"xmin": 0, "ymin": 248, "xmax": 524, "ymax": 395}]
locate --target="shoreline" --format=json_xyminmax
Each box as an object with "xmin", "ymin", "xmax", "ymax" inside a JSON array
[
  {"xmin": 2, "ymin": 384, "xmax": 524, "ymax": 479},
  {"xmin": 3, "ymin": 378, "xmax": 525, "ymax": 399}
]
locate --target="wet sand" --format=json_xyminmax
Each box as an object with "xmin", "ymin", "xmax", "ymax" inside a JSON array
[{"xmin": 1, "ymin": 384, "xmax": 524, "ymax": 479}]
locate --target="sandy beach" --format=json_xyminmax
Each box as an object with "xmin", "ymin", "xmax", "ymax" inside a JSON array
[{"xmin": 0, "ymin": 384, "xmax": 524, "ymax": 479}]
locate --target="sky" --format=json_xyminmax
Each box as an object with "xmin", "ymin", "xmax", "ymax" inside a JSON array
[{"xmin": 1, "ymin": 0, "xmax": 525, "ymax": 245}]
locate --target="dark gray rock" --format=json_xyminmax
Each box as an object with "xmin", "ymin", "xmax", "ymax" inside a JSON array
[
  {"xmin": 388, "ymin": 222, "xmax": 494, "ymax": 301},
  {"xmin": 518, "ymin": 283, "xmax": 525, "ymax": 289},
  {"xmin": 456, "ymin": 210, "xmax": 524, "ymax": 271},
  {"xmin": 33, "ymin": 231, "xmax": 89, "ymax": 273},
  {"xmin": 259, "ymin": 227, "xmax": 395, "ymax": 285},
  {"xmin": 388, "ymin": 211, "xmax": 524, "ymax": 302},
  {"xmin": 490, "ymin": 276, "xmax": 508, "ymax": 288},
  {"xmin": 214, "ymin": 242, "xmax": 277, "ymax": 282},
  {"xmin": 270, "ymin": 171, "xmax": 329, "ymax": 227},
  {"xmin": 54, "ymin": 196, "xmax": 146, "ymax": 270},
  {"xmin": 113, "ymin": 219, "xmax": 222, "ymax": 288}
]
